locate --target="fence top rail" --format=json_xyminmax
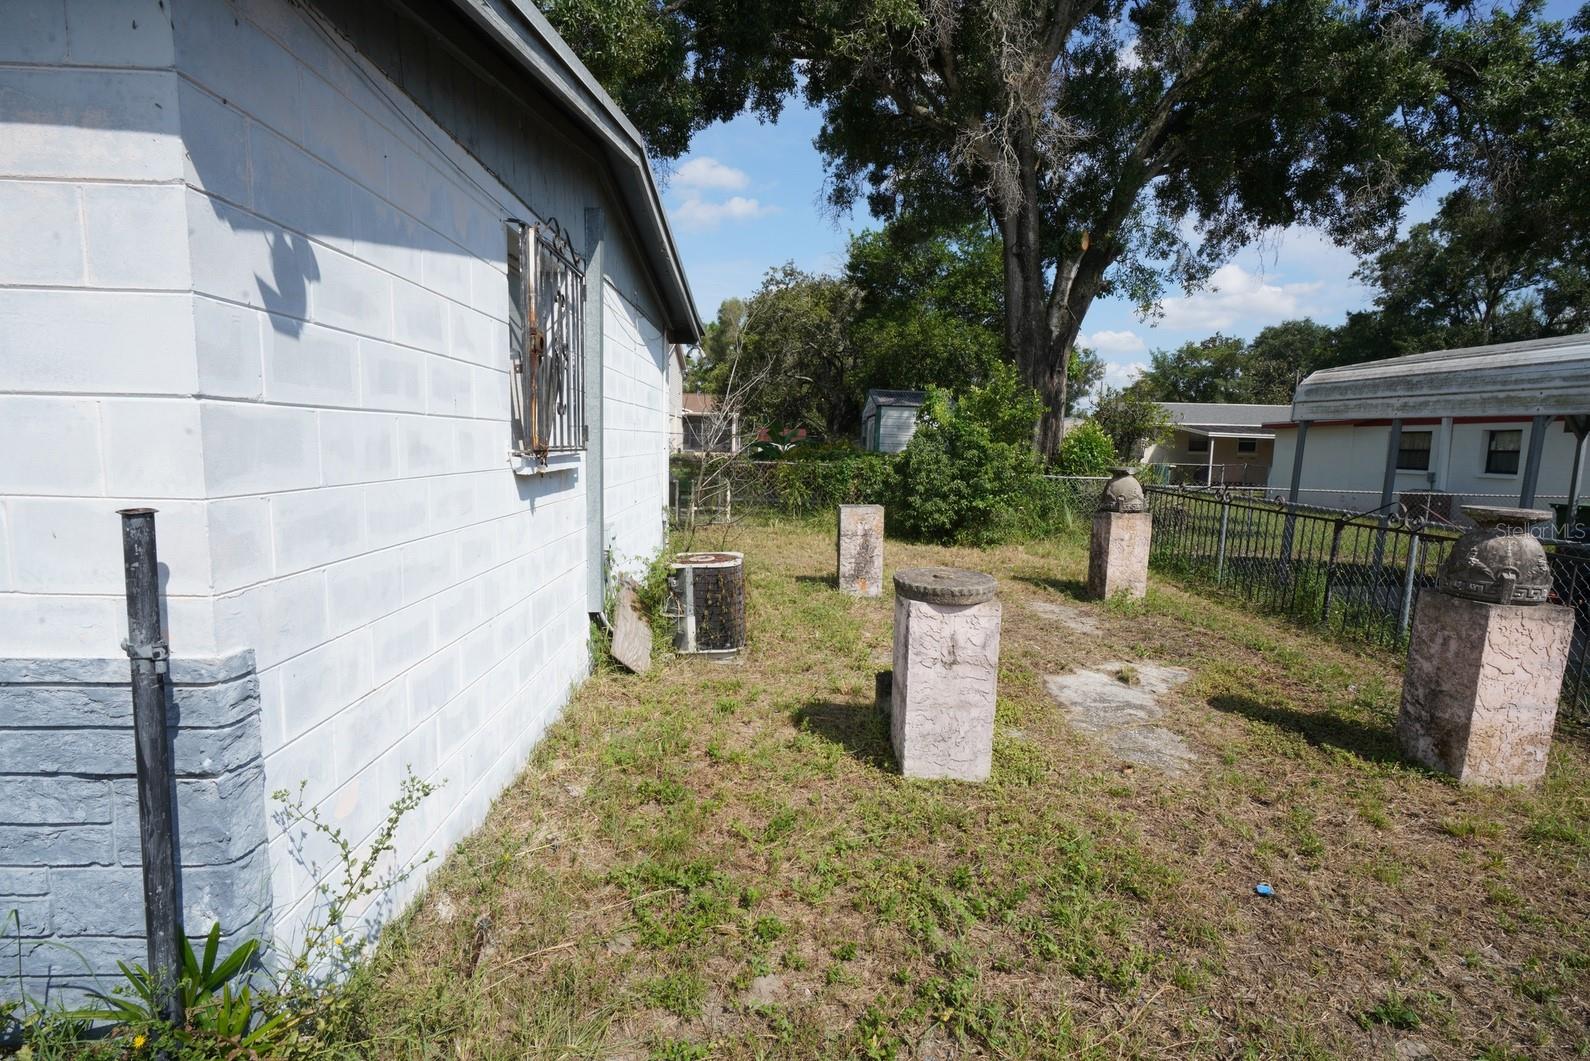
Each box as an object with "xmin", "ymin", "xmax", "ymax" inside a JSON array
[{"xmin": 1145, "ymin": 484, "xmax": 1467, "ymax": 538}]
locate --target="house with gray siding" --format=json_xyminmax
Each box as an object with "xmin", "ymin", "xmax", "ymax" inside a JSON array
[
  {"xmin": 0, "ymin": 0, "xmax": 697, "ymax": 1004},
  {"xmin": 861, "ymin": 389, "xmax": 926, "ymax": 453}
]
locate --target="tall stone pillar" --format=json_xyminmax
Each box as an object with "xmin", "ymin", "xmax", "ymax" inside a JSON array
[
  {"xmin": 890, "ymin": 568, "xmax": 1000, "ymax": 781},
  {"xmin": 1087, "ymin": 467, "xmax": 1151, "ymax": 600},
  {"xmin": 837, "ymin": 504, "xmax": 885, "ymax": 596},
  {"xmin": 1398, "ymin": 506, "xmax": 1572, "ymax": 786}
]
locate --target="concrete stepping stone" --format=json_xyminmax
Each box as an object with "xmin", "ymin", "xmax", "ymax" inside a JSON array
[{"xmin": 1044, "ymin": 662, "xmax": 1197, "ymax": 774}]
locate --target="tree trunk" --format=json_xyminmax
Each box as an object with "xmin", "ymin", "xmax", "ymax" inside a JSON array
[{"xmin": 996, "ymin": 140, "xmax": 1058, "ymax": 459}]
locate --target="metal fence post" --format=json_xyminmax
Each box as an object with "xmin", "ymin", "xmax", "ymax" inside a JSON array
[
  {"xmin": 1398, "ymin": 534, "xmax": 1421, "ymax": 640},
  {"xmin": 1321, "ymin": 520, "xmax": 1344, "ymax": 623},
  {"xmin": 1215, "ymin": 496, "xmax": 1230, "ymax": 584},
  {"xmin": 118, "ymin": 509, "xmax": 183, "ymax": 1027}
]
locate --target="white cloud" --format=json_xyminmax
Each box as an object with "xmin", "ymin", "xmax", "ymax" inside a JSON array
[
  {"xmin": 1156, "ymin": 263, "xmax": 1322, "ymax": 332},
  {"xmin": 1081, "ymin": 329, "xmax": 1146, "ymax": 355},
  {"xmin": 674, "ymin": 156, "xmax": 750, "ymax": 192},
  {"xmin": 1118, "ymin": 37, "xmax": 1142, "ymax": 70},
  {"xmin": 1103, "ymin": 360, "xmax": 1147, "ymax": 388},
  {"xmin": 672, "ymin": 196, "xmax": 779, "ymax": 230}
]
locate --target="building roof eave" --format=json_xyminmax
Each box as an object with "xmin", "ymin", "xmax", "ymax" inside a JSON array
[
  {"xmin": 1290, "ymin": 332, "xmax": 1590, "ymax": 422},
  {"xmin": 440, "ymin": 0, "xmax": 702, "ymax": 343}
]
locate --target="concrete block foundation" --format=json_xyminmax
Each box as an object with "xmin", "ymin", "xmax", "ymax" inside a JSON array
[
  {"xmin": 1397, "ymin": 590, "xmax": 1573, "ymax": 786},
  {"xmin": 0, "ymin": 652, "xmax": 271, "ymax": 1007},
  {"xmin": 1087, "ymin": 510, "xmax": 1151, "ymax": 600}
]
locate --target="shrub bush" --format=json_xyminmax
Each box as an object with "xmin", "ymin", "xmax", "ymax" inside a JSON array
[
  {"xmin": 1055, "ymin": 419, "xmax": 1116, "ymax": 476},
  {"xmin": 768, "ymin": 453, "xmax": 894, "ymax": 515},
  {"xmin": 890, "ymin": 364, "xmax": 1062, "ymax": 545}
]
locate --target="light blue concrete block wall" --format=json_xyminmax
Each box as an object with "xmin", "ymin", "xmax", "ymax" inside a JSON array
[{"xmin": 0, "ymin": 653, "xmax": 271, "ymax": 1009}]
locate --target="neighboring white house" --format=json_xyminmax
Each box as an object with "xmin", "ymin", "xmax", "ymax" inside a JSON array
[
  {"xmin": 1140, "ymin": 403, "xmax": 1291, "ymax": 485},
  {"xmin": 861, "ymin": 389, "xmax": 926, "ymax": 453},
  {"xmin": 0, "ymin": 0, "xmax": 697, "ymax": 999},
  {"xmin": 1265, "ymin": 334, "xmax": 1590, "ymax": 534}
]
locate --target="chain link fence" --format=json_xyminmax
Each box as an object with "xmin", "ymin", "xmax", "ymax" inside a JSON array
[
  {"xmin": 668, "ymin": 454, "xmax": 892, "ymax": 525},
  {"xmin": 1144, "ymin": 486, "xmax": 1590, "ymax": 723}
]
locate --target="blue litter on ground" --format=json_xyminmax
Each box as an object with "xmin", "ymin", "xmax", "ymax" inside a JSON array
[{"xmin": 1254, "ymin": 882, "xmax": 1275, "ymax": 897}]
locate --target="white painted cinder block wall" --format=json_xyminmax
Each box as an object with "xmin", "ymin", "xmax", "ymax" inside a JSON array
[
  {"xmin": 603, "ymin": 282, "xmax": 670, "ymax": 576},
  {"xmin": 0, "ymin": 0, "xmax": 676, "ymax": 944},
  {"xmin": 0, "ymin": 1, "xmax": 217, "ymax": 658}
]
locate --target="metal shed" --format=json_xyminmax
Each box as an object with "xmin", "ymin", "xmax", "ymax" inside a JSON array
[{"xmin": 862, "ymin": 389, "xmax": 927, "ymax": 453}]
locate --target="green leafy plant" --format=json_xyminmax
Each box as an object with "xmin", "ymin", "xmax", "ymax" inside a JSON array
[
  {"xmin": 270, "ymin": 771, "xmax": 439, "ymax": 993},
  {"xmin": 1055, "ymin": 420, "xmax": 1116, "ymax": 477},
  {"xmin": 891, "ymin": 364, "xmax": 1062, "ymax": 545},
  {"xmin": 4, "ymin": 773, "xmax": 440, "ymax": 1058},
  {"xmin": 768, "ymin": 453, "xmax": 894, "ymax": 516},
  {"xmin": 69, "ymin": 925, "xmax": 293, "ymax": 1052}
]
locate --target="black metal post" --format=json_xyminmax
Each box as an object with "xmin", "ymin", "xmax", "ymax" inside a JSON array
[
  {"xmin": 1565, "ymin": 416, "xmax": 1589, "ymax": 541},
  {"xmin": 1519, "ymin": 414, "xmax": 1551, "ymax": 508},
  {"xmin": 1280, "ymin": 420, "xmax": 1310, "ymax": 570},
  {"xmin": 118, "ymin": 508, "xmax": 183, "ymax": 1027},
  {"xmin": 1372, "ymin": 418, "xmax": 1403, "ymax": 571}
]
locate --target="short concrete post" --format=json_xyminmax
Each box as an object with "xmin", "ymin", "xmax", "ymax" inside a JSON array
[
  {"xmin": 1398, "ymin": 506, "xmax": 1572, "ymax": 786},
  {"xmin": 837, "ymin": 504, "xmax": 884, "ymax": 596},
  {"xmin": 1087, "ymin": 467, "xmax": 1150, "ymax": 600},
  {"xmin": 890, "ymin": 568, "xmax": 1000, "ymax": 781}
]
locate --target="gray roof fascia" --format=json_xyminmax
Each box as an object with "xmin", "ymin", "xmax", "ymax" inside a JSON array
[{"xmin": 1291, "ymin": 332, "xmax": 1590, "ymax": 421}]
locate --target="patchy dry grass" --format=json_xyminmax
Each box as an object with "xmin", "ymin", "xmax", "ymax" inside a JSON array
[{"xmin": 341, "ymin": 519, "xmax": 1590, "ymax": 1059}]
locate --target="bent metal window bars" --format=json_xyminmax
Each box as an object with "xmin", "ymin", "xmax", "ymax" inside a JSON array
[{"xmin": 506, "ymin": 217, "xmax": 586, "ymax": 459}]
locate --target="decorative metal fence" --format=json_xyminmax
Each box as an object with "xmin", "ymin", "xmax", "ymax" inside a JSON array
[{"xmin": 1145, "ymin": 486, "xmax": 1590, "ymax": 723}]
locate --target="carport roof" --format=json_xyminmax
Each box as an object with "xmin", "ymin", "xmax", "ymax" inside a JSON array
[{"xmin": 1290, "ymin": 332, "xmax": 1590, "ymax": 422}]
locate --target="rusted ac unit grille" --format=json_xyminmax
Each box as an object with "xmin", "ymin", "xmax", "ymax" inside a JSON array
[{"xmin": 669, "ymin": 552, "xmax": 746, "ymax": 657}]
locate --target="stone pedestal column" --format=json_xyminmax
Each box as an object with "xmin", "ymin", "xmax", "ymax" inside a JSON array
[
  {"xmin": 837, "ymin": 504, "xmax": 884, "ymax": 597},
  {"xmin": 890, "ymin": 568, "xmax": 1000, "ymax": 781},
  {"xmin": 1398, "ymin": 590, "xmax": 1573, "ymax": 786},
  {"xmin": 1087, "ymin": 511, "xmax": 1151, "ymax": 600},
  {"xmin": 1399, "ymin": 505, "xmax": 1569, "ymax": 787}
]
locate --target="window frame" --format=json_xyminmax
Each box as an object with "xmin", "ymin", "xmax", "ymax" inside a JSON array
[
  {"xmin": 1484, "ymin": 428, "xmax": 1522, "ymax": 476},
  {"xmin": 1236, "ymin": 437, "xmax": 1259, "ymax": 455},
  {"xmin": 1396, "ymin": 430, "xmax": 1433, "ymax": 472},
  {"xmin": 506, "ymin": 218, "xmax": 586, "ymax": 459},
  {"xmin": 1186, "ymin": 435, "xmax": 1211, "ymax": 454}
]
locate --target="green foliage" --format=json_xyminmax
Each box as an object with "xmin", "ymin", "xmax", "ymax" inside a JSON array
[
  {"xmin": 691, "ymin": 218, "xmax": 1008, "ymax": 443},
  {"xmin": 890, "ymin": 365, "xmax": 1062, "ymax": 545},
  {"xmin": 65, "ymin": 925, "xmax": 293, "ymax": 1055},
  {"xmin": 846, "ymin": 220, "xmax": 1005, "ymax": 399},
  {"xmin": 1065, "ymin": 347, "xmax": 1106, "ymax": 415},
  {"xmin": 533, "ymin": 0, "xmax": 793, "ymax": 159},
  {"xmin": 1091, "ymin": 388, "xmax": 1173, "ymax": 464},
  {"xmin": 766, "ymin": 453, "xmax": 894, "ymax": 516},
  {"xmin": 6, "ymin": 776, "xmax": 439, "ymax": 1057},
  {"xmin": 1136, "ymin": 334, "xmax": 1253, "ymax": 404},
  {"xmin": 1055, "ymin": 420, "xmax": 1116, "ymax": 477},
  {"xmin": 686, "ymin": 298, "xmax": 745, "ymax": 393},
  {"xmin": 728, "ymin": 264, "xmax": 865, "ymax": 438}
]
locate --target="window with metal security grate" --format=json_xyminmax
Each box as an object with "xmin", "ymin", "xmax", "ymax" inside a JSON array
[{"xmin": 506, "ymin": 218, "xmax": 587, "ymax": 459}]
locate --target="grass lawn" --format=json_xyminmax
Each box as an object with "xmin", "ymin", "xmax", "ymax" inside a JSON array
[{"xmin": 342, "ymin": 519, "xmax": 1590, "ymax": 1059}]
